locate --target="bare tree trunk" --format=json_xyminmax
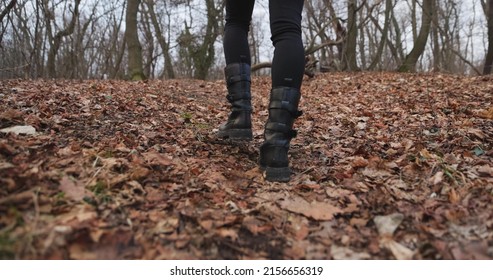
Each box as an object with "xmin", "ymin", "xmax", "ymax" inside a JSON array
[
  {"xmin": 411, "ymin": 0, "xmax": 418, "ymax": 42},
  {"xmin": 344, "ymin": 0, "xmax": 360, "ymax": 71},
  {"xmin": 483, "ymin": 0, "xmax": 493, "ymax": 75},
  {"xmin": 324, "ymin": 0, "xmax": 346, "ymax": 70},
  {"xmin": 102, "ymin": 1, "xmax": 126, "ymax": 79},
  {"xmin": 145, "ymin": 0, "xmax": 175, "ymax": 79},
  {"xmin": 126, "ymin": 0, "xmax": 145, "ymax": 81},
  {"xmin": 140, "ymin": 5, "xmax": 154, "ymax": 78},
  {"xmin": 44, "ymin": 0, "xmax": 81, "ymax": 78},
  {"xmin": 358, "ymin": 7, "xmax": 367, "ymax": 69},
  {"xmin": 192, "ymin": 0, "xmax": 222, "ymax": 80},
  {"xmin": 431, "ymin": 0, "xmax": 440, "ymax": 72},
  {"xmin": 391, "ymin": 10, "xmax": 405, "ymax": 62},
  {"xmin": 368, "ymin": 0, "xmax": 392, "ymax": 70},
  {"xmin": 398, "ymin": 0, "xmax": 433, "ymax": 72}
]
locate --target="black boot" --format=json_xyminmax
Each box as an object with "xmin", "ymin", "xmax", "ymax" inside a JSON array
[
  {"xmin": 217, "ymin": 63, "xmax": 253, "ymax": 140},
  {"xmin": 259, "ymin": 87, "xmax": 302, "ymax": 182}
]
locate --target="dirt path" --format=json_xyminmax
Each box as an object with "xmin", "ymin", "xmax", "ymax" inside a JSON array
[{"xmin": 0, "ymin": 73, "xmax": 492, "ymax": 259}]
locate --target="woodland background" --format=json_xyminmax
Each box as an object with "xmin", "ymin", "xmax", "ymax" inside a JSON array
[{"xmin": 1, "ymin": 0, "xmax": 493, "ymax": 80}]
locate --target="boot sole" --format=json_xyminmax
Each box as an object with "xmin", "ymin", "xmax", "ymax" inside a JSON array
[
  {"xmin": 260, "ymin": 166, "xmax": 291, "ymax": 182},
  {"xmin": 217, "ymin": 128, "xmax": 253, "ymax": 141}
]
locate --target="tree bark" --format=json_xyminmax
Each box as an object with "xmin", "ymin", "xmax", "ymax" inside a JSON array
[
  {"xmin": 344, "ymin": 0, "xmax": 360, "ymax": 71},
  {"xmin": 483, "ymin": 0, "xmax": 493, "ymax": 75},
  {"xmin": 126, "ymin": 0, "xmax": 145, "ymax": 81},
  {"xmin": 431, "ymin": 0, "xmax": 440, "ymax": 72},
  {"xmin": 398, "ymin": 0, "xmax": 433, "ymax": 72}
]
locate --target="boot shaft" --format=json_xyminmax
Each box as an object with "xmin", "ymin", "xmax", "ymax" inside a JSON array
[
  {"xmin": 264, "ymin": 87, "xmax": 302, "ymax": 142},
  {"xmin": 217, "ymin": 62, "xmax": 253, "ymax": 140},
  {"xmin": 259, "ymin": 86, "xmax": 302, "ymax": 181},
  {"xmin": 224, "ymin": 63, "xmax": 252, "ymax": 112}
]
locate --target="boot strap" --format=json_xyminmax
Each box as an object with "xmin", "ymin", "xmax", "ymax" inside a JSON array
[
  {"xmin": 227, "ymin": 74, "xmax": 251, "ymax": 87},
  {"xmin": 265, "ymin": 122, "xmax": 298, "ymax": 138},
  {"xmin": 227, "ymin": 91, "xmax": 251, "ymax": 102},
  {"xmin": 262, "ymin": 138, "xmax": 290, "ymax": 148},
  {"xmin": 269, "ymin": 101, "xmax": 303, "ymax": 118}
]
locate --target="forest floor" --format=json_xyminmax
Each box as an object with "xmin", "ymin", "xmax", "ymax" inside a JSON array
[{"xmin": 0, "ymin": 72, "xmax": 492, "ymax": 260}]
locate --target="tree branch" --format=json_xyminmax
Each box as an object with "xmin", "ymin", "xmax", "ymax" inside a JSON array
[
  {"xmin": 305, "ymin": 39, "xmax": 345, "ymax": 56},
  {"xmin": 0, "ymin": 0, "xmax": 16, "ymax": 23},
  {"xmin": 450, "ymin": 49, "xmax": 482, "ymax": 75}
]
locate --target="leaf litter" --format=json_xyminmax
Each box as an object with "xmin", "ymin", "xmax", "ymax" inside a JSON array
[{"xmin": 0, "ymin": 72, "xmax": 492, "ymax": 259}]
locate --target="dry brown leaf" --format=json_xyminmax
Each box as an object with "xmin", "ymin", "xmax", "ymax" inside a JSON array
[
  {"xmin": 142, "ymin": 151, "xmax": 174, "ymax": 166},
  {"xmin": 351, "ymin": 156, "xmax": 369, "ymax": 169},
  {"xmin": 242, "ymin": 216, "xmax": 272, "ymax": 235},
  {"xmin": 330, "ymin": 245, "xmax": 371, "ymax": 260},
  {"xmin": 429, "ymin": 171, "xmax": 444, "ymax": 185},
  {"xmin": 477, "ymin": 165, "xmax": 493, "ymax": 177},
  {"xmin": 380, "ymin": 237, "xmax": 415, "ymax": 260},
  {"xmin": 373, "ymin": 213, "xmax": 404, "ymax": 236},
  {"xmin": 449, "ymin": 188, "xmax": 460, "ymax": 204},
  {"xmin": 478, "ymin": 107, "xmax": 493, "ymax": 119},
  {"xmin": 59, "ymin": 176, "xmax": 88, "ymax": 201},
  {"xmin": 216, "ymin": 228, "xmax": 238, "ymax": 241},
  {"xmin": 154, "ymin": 218, "xmax": 179, "ymax": 234},
  {"xmin": 285, "ymin": 241, "xmax": 307, "ymax": 259},
  {"xmin": 278, "ymin": 195, "xmax": 342, "ymax": 221},
  {"xmin": 199, "ymin": 220, "xmax": 214, "ymax": 231}
]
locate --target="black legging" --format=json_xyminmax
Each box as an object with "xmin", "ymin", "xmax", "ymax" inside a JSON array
[{"xmin": 224, "ymin": 0, "xmax": 305, "ymax": 90}]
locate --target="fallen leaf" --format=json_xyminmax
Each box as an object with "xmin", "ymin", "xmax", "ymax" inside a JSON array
[
  {"xmin": 0, "ymin": 162, "xmax": 15, "ymax": 170},
  {"xmin": 380, "ymin": 237, "xmax": 415, "ymax": 260},
  {"xmin": 216, "ymin": 228, "xmax": 238, "ymax": 241},
  {"xmin": 478, "ymin": 107, "xmax": 493, "ymax": 119},
  {"xmin": 477, "ymin": 165, "xmax": 493, "ymax": 177},
  {"xmin": 142, "ymin": 151, "xmax": 174, "ymax": 166},
  {"xmin": 287, "ymin": 215, "xmax": 310, "ymax": 240},
  {"xmin": 285, "ymin": 241, "xmax": 307, "ymax": 259},
  {"xmin": 0, "ymin": 125, "xmax": 36, "ymax": 135},
  {"xmin": 330, "ymin": 245, "xmax": 371, "ymax": 260},
  {"xmin": 429, "ymin": 171, "xmax": 444, "ymax": 185},
  {"xmin": 59, "ymin": 176, "xmax": 87, "ymax": 201},
  {"xmin": 199, "ymin": 220, "xmax": 214, "ymax": 231},
  {"xmin": 374, "ymin": 213, "xmax": 404, "ymax": 236},
  {"xmin": 278, "ymin": 195, "xmax": 342, "ymax": 221},
  {"xmin": 449, "ymin": 188, "xmax": 460, "ymax": 204},
  {"xmin": 242, "ymin": 216, "xmax": 272, "ymax": 235},
  {"xmin": 154, "ymin": 218, "xmax": 179, "ymax": 234},
  {"xmin": 351, "ymin": 156, "xmax": 369, "ymax": 169}
]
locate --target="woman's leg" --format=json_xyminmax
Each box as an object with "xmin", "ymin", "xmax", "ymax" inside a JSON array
[
  {"xmin": 260, "ymin": 0, "xmax": 305, "ymax": 181},
  {"xmin": 269, "ymin": 0, "xmax": 305, "ymax": 89},
  {"xmin": 223, "ymin": 0, "xmax": 255, "ymax": 65},
  {"xmin": 218, "ymin": 0, "xmax": 256, "ymax": 140}
]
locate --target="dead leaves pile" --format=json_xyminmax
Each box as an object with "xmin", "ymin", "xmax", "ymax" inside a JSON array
[{"xmin": 0, "ymin": 72, "xmax": 492, "ymax": 259}]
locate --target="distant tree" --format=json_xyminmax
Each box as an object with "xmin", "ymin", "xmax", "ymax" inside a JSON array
[
  {"xmin": 483, "ymin": 0, "xmax": 493, "ymax": 75},
  {"xmin": 144, "ymin": 0, "xmax": 175, "ymax": 79},
  {"xmin": 126, "ymin": 0, "xmax": 145, "ymax": 80},
  {"xmin": 367, "ymin": 0, "xmax": 393, "ymax": 70},
  {"xmin": 398, "ymin": 0, "xmax": 434, "ymax": 72},
  {"xmin": 343, "ymin": 0, "xmax": 360, "ymax": 71},
  {"xmin": 192, "ymin": 0, "xmax": 222, "ymax": 80},
  {"xmin": 43, "ymin": 0, "xmax": 81, "ymax": 78}
]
